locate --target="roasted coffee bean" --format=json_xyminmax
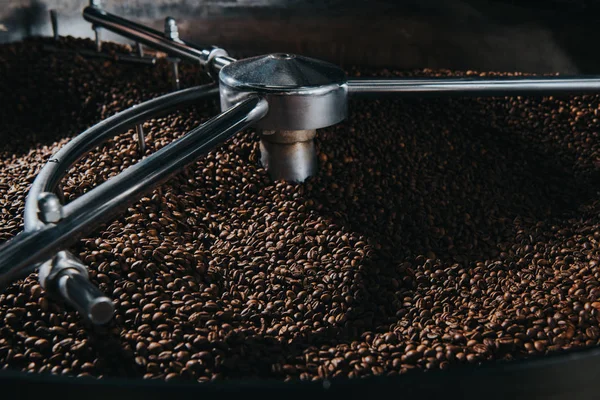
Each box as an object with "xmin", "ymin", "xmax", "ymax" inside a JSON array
[{"xmin": 1, "ymin": 37, "xmax": 600, "ymax": 383}]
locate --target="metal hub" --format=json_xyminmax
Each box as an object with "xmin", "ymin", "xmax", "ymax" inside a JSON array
[{"xmin": 219, "ymin": 53, "xmax": 348, "ymax": 181}]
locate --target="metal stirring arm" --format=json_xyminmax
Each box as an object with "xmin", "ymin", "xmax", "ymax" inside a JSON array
[
  {"xmin": 347, "ymin": 76, "xmax": 600, "ymax": 96},
  {"xmin": 0, "ymin": 90, "xmax": 268, "ymax": 324}
]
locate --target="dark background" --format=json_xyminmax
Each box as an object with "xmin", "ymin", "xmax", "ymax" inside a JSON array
[{"xmin": 2, "ymin": 0, "xmax": 600, "ymax": 73}]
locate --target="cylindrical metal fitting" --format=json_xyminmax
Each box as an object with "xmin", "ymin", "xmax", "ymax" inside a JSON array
[
  {"xmin": 37, "ymin": 192, "xmax": 63, "ymax": 224},
  {"xmin": 260, "ymin": 130, "xmax": 317, "ymax": 182},
  {"xmin": 38, "ymin": 251, "xmax": 114, "ymax": 325},
  {"xmin": 58, "ymin": 271, "xmax": 114, "ymax": 325},
  {"xmin": 38, "ymin": 251, "xmax": 88, "ymax": 289}
]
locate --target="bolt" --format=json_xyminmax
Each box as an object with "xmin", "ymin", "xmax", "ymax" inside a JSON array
[
  {"xmin": 164, "ymin": 17, "xmax": 179, "ymax": 41},
  {"xmin": 37, "ymin": 192, "xmax": 63, "ymax": 224},
  {"xmin": 94, "ymin": 28, "xmax": 102, "ymax": 52}
]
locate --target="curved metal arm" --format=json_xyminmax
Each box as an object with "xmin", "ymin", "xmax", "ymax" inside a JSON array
[
  {"xmin": 347, "ymin": 76, "xmax": 600, "ymax": 97},
  {"xmin": 24, "ymin": 84, "xmax": 218, "ymax": 233},
  {"xmin": 0, "ymin": 96, "xmax": 268, "ymax": 289}
]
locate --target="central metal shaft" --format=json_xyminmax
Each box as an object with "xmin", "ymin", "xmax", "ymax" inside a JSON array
[{"xmin": 260, "ymin": 129, "xmax": 317, "ymax": 181}]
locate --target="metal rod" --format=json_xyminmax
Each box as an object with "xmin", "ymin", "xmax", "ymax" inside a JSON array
[
  {"xmin": 24, "ymin": 84, "xmax": 218, "ymax": 234},
  {"xmin": 58, "ymin": 270, "xmax": 114, "ymax": 325},
  {"xmin": 0, "ymin": 96, "xmax": 267, "ymax": 289},
  {"xmin": 136, "ymin": 124, "xmax": 146, "ymax": 155},
  {"xmin": 50, "ymin": 10, "xmax": 59, "ymax": 40},
  {"xmin": 171, "ymin": 59, "xmax": 180, "ymax": 90},
  {"xmin": 136, "ymin": 42, "xmax": 144, "ymax": 57},
  {"xmin": 94, "ymin": 26, "xmax": 102, "ymax": 52},
  {"xmin": 39, "ymin": 250, "xmax": 114, "ymax": 325},
  {"xmin": 347, "ymin": 77, "xmax": 600, "ymax": 97},
  {"xmin": 83, "ymin": 6, "xmax": 230, "ymax": 68}
]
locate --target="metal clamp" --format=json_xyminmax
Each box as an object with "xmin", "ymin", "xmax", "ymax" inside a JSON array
[{"xmin": 39, "ymin": 251, "xmax": 114, "ymax": 325}]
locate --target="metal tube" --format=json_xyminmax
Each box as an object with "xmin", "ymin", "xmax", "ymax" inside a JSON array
[
  {"xmin": 24, "ymin": 84, "xmax": 218, "ymax": 234},
  {"xmin": 347, "ymin": 77, "xmax": 600, "ymax": 97},
  {"xmin": 259, "ymin": 130, "xmax": 317, "ymax": 182},
  {"xmin": 136, "ymin": 124, "xmax": 146, "ymax": 155},
  {"xmin": 50, "ymin": 10, "xmax": 59, "ymax": 40},
  {"xmin": 0, "ymin": 96, "xmax": 267, "ymax": 289},
  {"xmin": 58, "ymin": 270, "xmax": 114, "ymax": 325},
  {"xmin": 171, "ymin": 59, "xmax": 180, "ymax": 90},
  {"xmin": 83, "ymin": 6, "xmax": 229, "ymax": 67},
  {"xmin": 94, "ymin": 26, "xmax": 102, "ymax": 52}
]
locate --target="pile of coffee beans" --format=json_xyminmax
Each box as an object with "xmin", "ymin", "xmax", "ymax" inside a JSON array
[{"xmin": 0, "ymin": 37, "xmax": 599, "ymax": 382}]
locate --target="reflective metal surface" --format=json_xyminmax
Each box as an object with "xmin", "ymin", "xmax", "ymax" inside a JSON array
[
  {"xmin": 58, "ymin": 268, "xmax": 114, "ymax": 325},
  {"xmin": 37, "ymin": 192, "xmax": 63, "ymax": 224},
  {"xmin": 219, "ymin": 53, "xmax": 348, "ymax": 131},
  {"xmin": 260, "ymin": 130, "xmax": 317, "ymax": 182},
  {"xmin": 348, "ymin": 76, "xmax": 600, "ymax": 96}
]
